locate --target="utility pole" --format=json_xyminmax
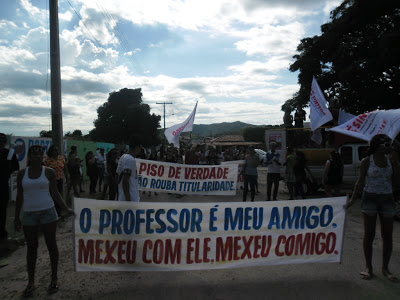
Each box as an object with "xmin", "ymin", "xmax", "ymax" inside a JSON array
[
  {"xmin": 49, "ymin": 0, "xmax": 63, "ymax": 153},
  {"xmin": 156, "ymin": 102, "xmax": 173, "ymax": 130}
]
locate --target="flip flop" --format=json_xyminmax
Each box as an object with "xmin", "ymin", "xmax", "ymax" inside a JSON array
[
  {"xmin": 48, "ymin": 283, "xmax": 59, "ymax": 294},
  {"xmin": 383, "ymin": 271, "xmax": 398, "ymax": 282},
  {"xmin": 360, "ymin": 271, "xmax": 372, "ymax": 280},
  {"xmin": 23, "ymin": 285, "xmax": 35, "ymax": 298}
]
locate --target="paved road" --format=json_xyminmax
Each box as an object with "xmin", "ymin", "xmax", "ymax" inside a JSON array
[{"xmin": 1, "ymin": 167, "xmax": 399, "ymax": 299}]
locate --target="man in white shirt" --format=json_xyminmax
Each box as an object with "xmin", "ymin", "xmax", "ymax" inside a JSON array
[
  {"xmin": 265, "ymin": 142, "xmax": 281, "ymax": 201},
  {"xmin": 116, "ymin": 136, "xmax": 142, "ymax": 202}
]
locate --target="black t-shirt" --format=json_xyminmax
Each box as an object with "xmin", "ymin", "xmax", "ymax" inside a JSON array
[
  {"xmin": 294, "ymin": 110, "xmax": 306, "ymax": 128},
  {"xmin": 327, "ymin": 159, "xmax": 343, "ymax": 185},
  {"xmin": 0, "ymin": 148, "xmax": 19, "ymax": 183}
]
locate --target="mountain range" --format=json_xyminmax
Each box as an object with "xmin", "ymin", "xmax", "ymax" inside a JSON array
[{"xmin": 191, "ymin": 121, "xmax": 262, "ymax": 137}]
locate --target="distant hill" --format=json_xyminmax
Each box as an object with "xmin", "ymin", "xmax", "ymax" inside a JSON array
[{"xmin": 192, "ymin": 121, "xmax": 262, "ymax": 137}]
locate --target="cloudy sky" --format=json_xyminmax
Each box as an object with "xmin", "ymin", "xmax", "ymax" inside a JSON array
[{"xmin": 0, "ymin": 0, "xmax": 341, "ymax": 137}]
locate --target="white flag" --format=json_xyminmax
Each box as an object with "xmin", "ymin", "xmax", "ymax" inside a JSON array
[
  {"xmin": 309, "ymin": 77, "xmax": 333, "ymax": 131},
  {"xmin": 164, "ymin": 102, "xmax": 198, "ymax": 147},
  {"xmin": 311, "ymin": 128, "xmax": 323, "ymax": 145},
  {"xmin": 328, "ymin": 109, "xmax": 400, "ymax": 142},
  {"xmin": 338, "ymin": 109, "xmax": 356, "ymax": 125}
]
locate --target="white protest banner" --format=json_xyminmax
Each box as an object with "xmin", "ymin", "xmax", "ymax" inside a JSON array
[
  {"xmin": 74, "ymin": 197, "xmax": 347, "ymax": 272},
  {"xmin": 137, "ymin": 159, "xmax": 238, "ymax": 195},
  {"xmin": 309, "ymin": 77, "xmax": 333, "ymax": 131},
  {"xmin": 328, "ymin": 109, "xmax": 400, "ymax": 142},
  {"xmin": 221, "ymin": 160, "xmax": 245, "ymax": 189},
  {"xmin": 10, "ymin": 136, "xmax": 68, "ymax": 169},
  {"xmin": 164, "ymin": 102, "xmax": 198, "ymax": 147}
]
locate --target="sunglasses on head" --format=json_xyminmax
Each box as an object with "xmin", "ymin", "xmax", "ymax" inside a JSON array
[
  {"xmin": 381, "ymin": 142, "xmax": 392, "ymax": 148},
  {"xmin": 30, "ymin": 146, "xmax": 44, "ymax": 154}
]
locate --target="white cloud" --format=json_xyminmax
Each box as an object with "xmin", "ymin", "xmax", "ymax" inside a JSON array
[
  {"xmin": 59, "ymin": 11, "xmax": 73, "ymax": 22},
  {"xmin": 229, "ymin": 57, "xmax": 291, "ymax": 74},
  {"xmin": 75, "ymin": 0, "xmax": 322, "ymax": 34},
  {"xmin": 88, "ymin": 59, "xmax": 104, "ymax": 69},
  {"xmin": 0, "ymin": 20, "xmax": 18, "ymax": 29},
  {"xmin": 19, "ymin": 0, "xmax": 47, "ymax": 23},
  {"xmin": 323, "ymin": 0, "xmax": 343, "ymax": 17},
  {"xmin": 150, "ymin": 42, "xmax": 163, "ymax": 48},
  {"xmin": 78, "ymin": 6, "xmax": 119, "ymax": 46},
  {"xmin": 234, "ymin": 22, "xmax": 306, "ymax": 57},
  {"xmin": 0, "ymin": 46, "xmax": 36, "ymax": 66}
]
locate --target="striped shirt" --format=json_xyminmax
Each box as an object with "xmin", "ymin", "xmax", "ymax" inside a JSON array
[{"xmin": 44, "ymin": 155, "xmax": 66, "ymax": 180}]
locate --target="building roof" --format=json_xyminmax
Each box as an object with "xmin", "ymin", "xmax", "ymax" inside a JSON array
[
  {"xmin": 210, "ymin": 135, "xmax": 263, "ymax": 147},
  {"xmin": 211, "ymin": 135, "xmax": 245, "ymax": 143}
]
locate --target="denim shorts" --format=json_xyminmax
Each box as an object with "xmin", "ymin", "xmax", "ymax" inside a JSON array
[
  {"xmin": 361, "ymin": 192, "xmax": 395, "ymax": 217},
  {"xmin": 22, "ymin": 206, "xmax": 58, "ymax": 226}
]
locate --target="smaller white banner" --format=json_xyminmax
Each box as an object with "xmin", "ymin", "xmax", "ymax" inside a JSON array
[
  {"xmin": 328, "ymin": 109, "xmax": 400, "ymax": 142},
  {"xmin": 309, "ymin": 77, "xmax": 333, "ymax": 131},
  {"xmin": 221, "ymin": 160, "xmax": 245, "ymax": 189},
  {"xmin": 137, "ymin": 159, "xmax": 239, "ymax": 195}
]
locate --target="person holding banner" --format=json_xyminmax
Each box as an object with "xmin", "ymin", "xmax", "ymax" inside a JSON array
[
  {"xmin": 116, "ymin": 135, "xmax": 142, "ymax": 202},
  {"xmin": 14, "ymin": 145, "xmax": 73, "ymax": 297},
  {"xmin": 390, "ymin": 140, "xmax": 400, "ymax": 221},
  {"xmin": 347, "ymin": 134, "xmax": 398, "ymax": 282}
]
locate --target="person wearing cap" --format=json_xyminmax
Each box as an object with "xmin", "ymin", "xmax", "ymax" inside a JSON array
[
  {"xmin": 0, "ymin": 133, "xmax": 19, "ymax": 240},
  {"xmin": 14, "ymin": 145, "xmax": 73, "ymax": 296}
]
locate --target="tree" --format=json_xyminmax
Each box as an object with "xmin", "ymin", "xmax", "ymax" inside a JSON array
[
  {"xmin": 65, "ymin": 129, "xmax": 83, "ymax": 138},
  {"xmin": 284, "ymin": 0, "xmax": 400, "ymax": 115},
  {"xmin": 39, "ymin": 130, "xmax": 52, "ymax": 138},
  {"xmin": 90, "ymin": 88, "xmax": 161, "ymax": 145},
  {"xmin": 243, "ymin": 125, "xmax": 282, "ymax": 143}
]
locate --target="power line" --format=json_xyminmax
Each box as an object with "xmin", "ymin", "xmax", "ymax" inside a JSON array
[
  {"xmin": 96, "ymin": 2, "xmax": 145, "ymax": 75},
  {"xmin": 66, "ymin": 0, "xmax": 115, "ymax": 67},
  {"xmin": 156, "ymin": 102, "xmax": 173, "ymax": 130}
]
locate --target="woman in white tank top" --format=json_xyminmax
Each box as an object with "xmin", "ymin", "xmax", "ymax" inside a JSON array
[
  {"xmin": 347, "ymin": 134, "xmax": 398, "ymax": 282},
  {"xmin": 14, "ymin": 145, "xmax": 73, "ymax": 297}
]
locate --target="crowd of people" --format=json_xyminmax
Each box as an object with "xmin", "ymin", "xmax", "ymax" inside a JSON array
[
  {"xmin": 48, "ymin": 142, "xmax": 258, "ymax": 201},
  {"xmin": 1, "ymin": 131, "xmax": 400, "ymax": 297}
]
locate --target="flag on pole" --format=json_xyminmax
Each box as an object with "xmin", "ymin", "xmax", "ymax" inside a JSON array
[
  {"xmin": 164, "ymin": 102, "xmax": 198, "ymax": 147},
  {"xmin": 309, "ymin": 77, "xmax": 333, "ymax": 131},
  {"xmin": 328, "ymin": 109, "xmax": 400, "ymax": 142},
  {"xmin": 311, "ymin": 128, "xmax": 323, "ymax": 145}
]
